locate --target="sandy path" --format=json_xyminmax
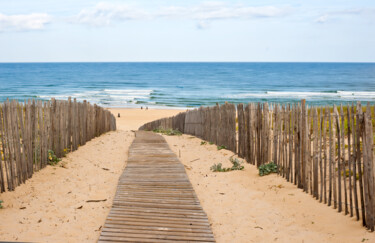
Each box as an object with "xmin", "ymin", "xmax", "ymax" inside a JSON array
[
  {"xmin": 110, "ymin": 108, "xmax": 183, "ymax": 131},
  {"xmin": 163, "ymin": 134, "xmax": 375, "ymax": 243},
  {"xmin": 0, "ymin": 108, "xmax": 181, "ymax": 242}
]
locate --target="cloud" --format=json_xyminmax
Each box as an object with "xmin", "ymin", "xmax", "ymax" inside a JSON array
[
  {"xmin": 191, "ymin": 4, "xmax": 291, "ymax": 20},
  {"xmin": 315, "ymin": 8, "xmax": 375, "ymax": 23},
  {"xmin": 73, "ymin": 2, "xmax": 148, "ymax": 26},
  {"xmin": 73, "ymin": 2, "xmax": 292, "ymax": 27},
  {"xmin": 0, "ymin": 13, "xmax": 51, "ymax": 32}
]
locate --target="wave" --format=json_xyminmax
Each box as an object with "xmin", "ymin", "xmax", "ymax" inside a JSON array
[
  {"xmin": 227, "ymin": 91, "xmax": 375, "ymax": 100},
  {"xmin": 38, "ymin": 89, "xmax": 155, "ymax": 107}
]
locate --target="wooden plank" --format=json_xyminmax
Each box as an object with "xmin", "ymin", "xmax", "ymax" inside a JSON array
[
  {"xmin": 347, "ymin": 104, "xmax": 353, "ymax": 217},
  {"xmin": 249, "ymin": 103, "xmax": 254, "ymax": 165},
  {"xmin": 328, "ymin": 107, "xmax": 333, "ymax": 207},
  {"xmin": 263, "ymin": 102, "xmax": 269, "ymax": 164},
  {"xmin": 27, "ymin": 100, "xmax": 33, "ymax": 177},
  {"xmin": 12, "ymin": 100, "xmax": 23, "ymax": 184},
  {"xmin": 38, "ymin": 100, "xmax": 43, "ymax": 170},
  {"xmin": 3, "ymin": 101, "xmax": 14, "ymax": 190},
  {"xmin": 297, "ymin": 104, "xmax": 302, "ymax": 188},
  {"xmin": 287, "ymin": 104, "xmax": 292, "ymax": 182},
  {"xmin": 363, "ymin": 103, "xmax": 375, "ymax": 230},
  {"xmin": 309, "ymin": 106, "xmax": 313, "ymax": 195},
  {"xmin": 237, "ymin": 104, "xmax": 244, "ymax": 158},
  {"xmin": 356, "ymin": 102, "xmax": 366, "ymax": 226},
  {"xmin": 334, "ymin": 106, "xmax": 342, "ymax": 212},
  {"xmin": 301, "ymin": 100, "xmax": 307, "ymax": 191},
  {"xmin": 341, "ymin": 105, "xmax": 348, "ymax": 215},
  {"xmin": 323, "ymin": 107, "xmax": 327, "ymax": 203},
  {"xmin": 319, "ymin": 106, "xmax": 323, "ymax": 203},
  {"xmin": 17, "ymin": 102, "xmax": 26, "ymax": 182},
  {"xmin": 352, "ymin": 103, "xmax": 360, "ymax": 220},
  {"xmin": 273, "ymin": 104, "xmax": 278, "ymax": 167},
  {"xmin": 0, "ymin": 105, "xmax": 6, "ymax": 192},
  {"xmin": 6, "ymin": 100, "xmax": 17, "ymax": 188},
  {"xmin": 313, "ymin": 108, "xmax": 319, "ymax": 199},
  {"xmin": 99, "ymin": 131, "xmax": 215, "ymax": 242}
]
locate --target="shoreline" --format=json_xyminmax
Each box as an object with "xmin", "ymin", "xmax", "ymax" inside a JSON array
[{"xmin": 104, "ymin": 105, "xmax": 189, "ymax": 110}]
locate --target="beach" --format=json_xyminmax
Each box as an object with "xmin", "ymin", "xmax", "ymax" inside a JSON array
[
  {"xmin": 2, "ymin": 0, "xmax": 374, "ymax": 241},
  {"xmin": 0, "ymin": 107, "xmax": 373, "ymax": 242}
]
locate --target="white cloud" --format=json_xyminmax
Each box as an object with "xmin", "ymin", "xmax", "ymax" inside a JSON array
[
  {"xmin": 315, "ymin": 8, "xmax": 375, "ymax": 23},
  {"xmin": 0, "ymin": 13, "xmax": 51, "ymax": 32},
  {"xmin": 73, "ymin": 2, "xmax": 292, "ymax": 27},
  {"xmin": 73, "ymin": 2, "xmax": 148, "ymax": 26},
  {"xmin": 191, "ymin": 4, "xmax": 290, "ymax": 20}
]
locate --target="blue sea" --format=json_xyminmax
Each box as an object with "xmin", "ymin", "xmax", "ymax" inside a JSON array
[{"xmin": 0, "ymin": 62, "xmax": 374, "ymax": 108}]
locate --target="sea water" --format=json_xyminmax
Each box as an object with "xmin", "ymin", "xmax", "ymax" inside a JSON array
[{"xmin": 0, "ymin": 62, "xmax": 374, "ymax": 108}]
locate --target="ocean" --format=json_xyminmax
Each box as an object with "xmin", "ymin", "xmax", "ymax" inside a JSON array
[{"xmin": 0, "ymin": 62, "xmax": 374, "ymax": 108}]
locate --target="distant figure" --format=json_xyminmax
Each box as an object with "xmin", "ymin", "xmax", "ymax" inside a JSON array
[
  {"xmin": 146, "ymin": 107, "xmax": 148, "ymax": 110},
  {"xmin": 141, "ymin": 106, "xmax": 143, "ymax": 110},
  {"xmin": 118, "ymin": 113, "xmax": 120, "ymax": 118}
]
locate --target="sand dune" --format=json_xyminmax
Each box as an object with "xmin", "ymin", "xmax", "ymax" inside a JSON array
[
  {"xmin": 164, "ymin": 134, "xmax": 375, "ymax": 243},
  {"xmin": 0, "ymin": 108, "xmax": 373, "ymax": 242}
]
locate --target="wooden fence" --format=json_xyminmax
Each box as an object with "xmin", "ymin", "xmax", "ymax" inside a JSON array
[
  {"xmin": 0, "ymin": 98, "xmax": 116, "ymax": 193},
  {"xmin": 139, "ymin": 100, "xmax": 375, "ymax": 231},
  {"xmin": 139, "ymin": 103, "xmax": 237, "ymax": 153}
]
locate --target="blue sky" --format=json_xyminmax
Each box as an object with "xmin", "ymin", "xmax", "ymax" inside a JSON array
[{"xmin": 0, "ymin": 0, "xmax": 374, "ymax": 62}]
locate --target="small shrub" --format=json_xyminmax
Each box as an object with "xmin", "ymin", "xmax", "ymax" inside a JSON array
[
  {"xmin": 209, "ymin": 142, "xmax": 214, "ymax": 145},
  {"xmin": 200, "ymin": 141, "xmax": 207, "ymax": 145},
  {"xmin": 210, "ymin": 157, "xmax": 244, "ymax": 172},
  {"xmin": 217, "ymin": 145, "xmax": 227, "ymax": 150},
  {"xmin": 259, "ymin": 162, "xmax": 278, "ymax": 176},
  {"xmin": 0, "ymin": 200, "xmax": 3, "ymax": 209},
  {"xmin": 210, "ymin": 163, "xmax": 231, "ymax": 172},
  {"xmin": 48, "ymin": 150, "xmax": 61, "ymax": 166},
  {"xmin": 229, "ymin": 157, "xmax": 244, "ymax": 171},
  {"xmin": 153, "ymin": 128, "xmax": 182, "ymax": 136},
  {"xmin": 341, "ymin": 169, "xmax": 360, "ymax": 180},
  {"xmin": 62, "ymin": 148, "xmax": 70, "ymax": 157}
]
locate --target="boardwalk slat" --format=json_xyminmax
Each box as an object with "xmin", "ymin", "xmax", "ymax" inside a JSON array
[{"xmin": 99, "ymin": 131, "xmax": 215, "ymax": 242}]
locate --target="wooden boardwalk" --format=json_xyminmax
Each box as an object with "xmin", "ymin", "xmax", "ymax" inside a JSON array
[{"xmin": 98, "ymin": 131, "xmax": 215, "ymax": 242}]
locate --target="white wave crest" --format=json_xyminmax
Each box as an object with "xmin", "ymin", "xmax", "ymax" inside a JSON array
[
  {"xmin": 39, "ymin": 89, "xmax": 154, "ymax": 106},
  {"xmin": 227, "ymin": 91, "xmax": 375, "ymax": 100}
]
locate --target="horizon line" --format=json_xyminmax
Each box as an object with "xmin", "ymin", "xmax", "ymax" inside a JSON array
[{"xmin": 1, "ymin": 61, "xmax": 375, "ymax": 64}]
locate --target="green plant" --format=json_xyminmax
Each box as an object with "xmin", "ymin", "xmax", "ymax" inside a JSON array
[
  {"xmin": 217, "ymin": 145, "xmax": 227, "ymax": 150},
  {"xmin": 210, "ymin": 163, "xmax": 231, "ymax": 172},
  {"xmin": 229, "ymin": 157, "xmax": 244, "ymax": 171},
  {"xmin": 62, "ymin": 148, "xmax": 70, "ymax": 157},
  {"xmin": 48, "ymin": 150, "xmax": 61, "ymax": 166},
  {"xmin": 259, "ymin": 162, "xmax": 278, "ymax": 176},
  {"xmin": 210, "ymin": 157, "xmax": 244, "ymax": 172},
  {"xmin": 200, "ymin": 141, "xmax": 207, "ymax": 145},
  {"xmin": 0, "ymin": 200, "xmax": 3, "ymax": 209},
  {"xmin": 209, "ymin": 142, "xmax": 214, "ymax": 145},
  {"xmin": 153, "ymin": 128, "xmax": 182, "ymax": 136},
  {"xmin": 341, "ymin": 169, "xmax": 360, "ymax": 180}
]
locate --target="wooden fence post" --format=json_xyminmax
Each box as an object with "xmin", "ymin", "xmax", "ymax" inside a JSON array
[{"xmin": 363, "ymin": 103, "xmax": 374, "ymax": 230}]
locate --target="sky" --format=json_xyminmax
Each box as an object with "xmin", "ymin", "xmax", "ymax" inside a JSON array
[{"xmin": 0, "ymin": 0, "xmax": 374, "ymax": 62}]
